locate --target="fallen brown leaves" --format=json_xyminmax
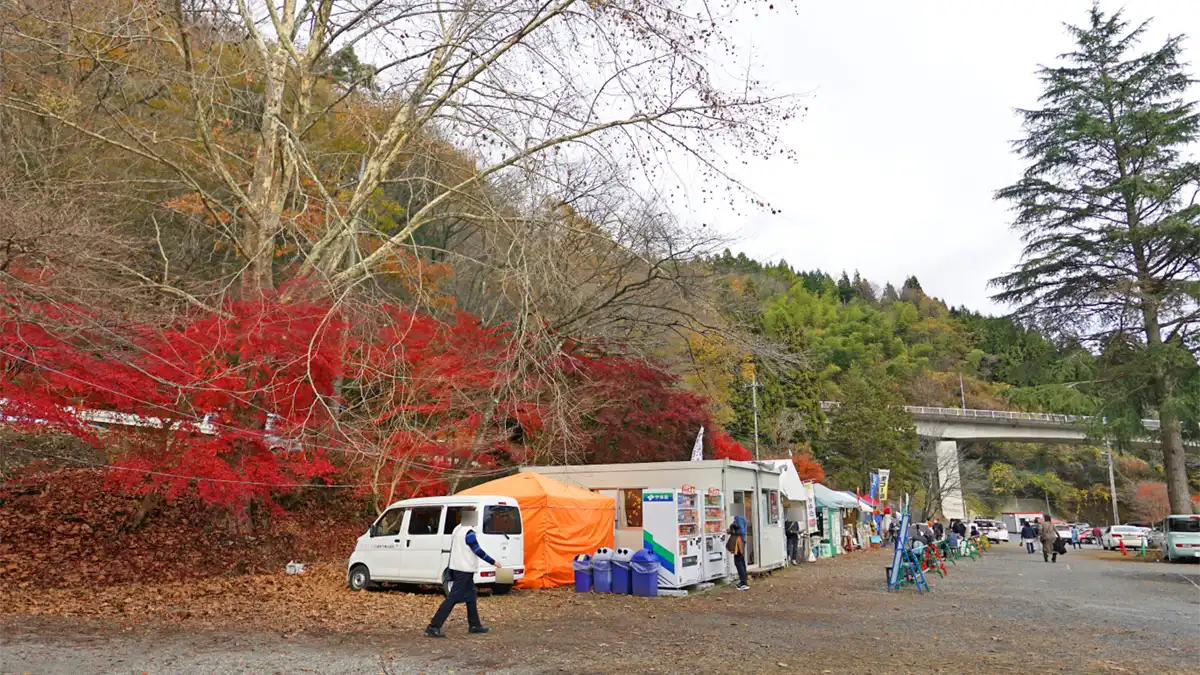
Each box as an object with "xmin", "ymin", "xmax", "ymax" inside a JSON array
[
  {"xmin": 0, "ymin": 467, "xmax": 367, "ymax": 589},
  {"xmin": 0, "ymin": 562, "xmax": 653, "ymax": 634}
]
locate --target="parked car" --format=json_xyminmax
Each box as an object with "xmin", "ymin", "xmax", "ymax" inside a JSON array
[
  {"xmin": 972, "ymin": 518, "xmax": 1009, "ymax": 543},
  {"xmin": 1054, "ymin": 524, "xmax": 1074, "ymax": 541},
  {"xmin": 1160, "ymin": 514, "xmax": 1200, "ymax": 563},
  {"xmin": 346, "ymin": 495, "xmax": 525, "ymax": 593},
  {"xmin": 1101, "ymin": 525, "xmax": 1147, "ymax": 550}
]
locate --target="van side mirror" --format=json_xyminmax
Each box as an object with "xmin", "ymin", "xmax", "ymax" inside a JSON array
[{"xmin": 368, "ymin": 523, "xmax": 377, "ymax": 537}]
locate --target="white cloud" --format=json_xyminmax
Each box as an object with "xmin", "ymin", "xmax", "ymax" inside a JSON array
[{"xmin": 697, "ymin": 1, "xmax": 1200, "ymax": 313}]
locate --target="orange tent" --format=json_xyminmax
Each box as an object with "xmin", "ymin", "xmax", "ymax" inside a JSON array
[{"xmin": 460, "ymin": 472, "xmax": 614, "ymax": 589}]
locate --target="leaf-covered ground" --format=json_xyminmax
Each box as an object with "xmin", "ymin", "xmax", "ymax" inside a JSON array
[{"xmin": 0, "ymin": 467, "xmax": 367, "ymax": 589}]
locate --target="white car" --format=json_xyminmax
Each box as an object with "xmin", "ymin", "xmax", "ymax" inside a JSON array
[
  {"xmin": 973, "ymin": 519, "xmax": 1009, "ymax": 542},
  {"xmin": 1101, "ymin": 525, "xmax": 1147, "ymax": 551},
  {"xmin": 1054, "ymin": 524, "xmax": 1074, "ymax": 542},
  {"xmin": 347, "ymin": 495, "xmax": 525, "ymax": 594}
]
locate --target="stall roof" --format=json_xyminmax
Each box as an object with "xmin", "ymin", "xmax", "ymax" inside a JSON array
[
  {"xmin": 760, "ymin": 459, "xmax": 807, "ymax": 501},
  {"xmin": 813, "ymin": 483, "xmax": 859, "ymax": 509}
]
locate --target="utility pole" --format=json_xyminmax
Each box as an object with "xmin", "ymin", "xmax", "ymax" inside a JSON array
[
  {"xmin": 1106, "ymin": 448, "xmax": 1120, "ymax": 526},
  {"xmin": 959, "ymin": 372, "xmax": 967, "ymax": 409},
  {"xmin": 750, "ymin": 373, "xmax": 760, "ymax": 461}
]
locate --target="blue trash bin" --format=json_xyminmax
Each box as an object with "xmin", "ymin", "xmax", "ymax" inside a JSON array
[
  {"xmin": 612, "ymin": 548, "xmax": 634, "ymax": 595},
  {"xmin": 572, "ymin": 554, "xmax": 593, "ymax": 593},
  {"xmin": 591, "ymin": 547, "xmax": 613, "ymax": 593},
  {"xmin": 630, "ymin": 549, "xmax": 660, "ymax": 598}
]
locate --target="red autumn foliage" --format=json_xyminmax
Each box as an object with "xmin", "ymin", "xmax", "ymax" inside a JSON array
[
  {"xmin": 710, "ymin": 430, "xmax": 751, "ymax": 461},
  {"xmin": 1130, "ymin": 481, "xmax": 1170, "ymax": 523},
  {"xmin": 792, "ymin": 452, "xmax": 826, "ymax": 483},
  {"xmin": 556, "ymin": 343, "xmax": 713, "ymax": 463},
  {"xmin": 1, "ymin": 277, "xmax": 724, "ymax": 514}
]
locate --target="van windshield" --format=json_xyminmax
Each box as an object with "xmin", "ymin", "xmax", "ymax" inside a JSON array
[
  {"xmin": 483, "ymin": 505, "xmax": 522, "ymax": 535},
  {"xmin": 1168, "ymin": 517, "xmax": 1200, "ymax": 533}
]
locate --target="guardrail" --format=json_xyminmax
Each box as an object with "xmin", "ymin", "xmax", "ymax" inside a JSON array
[{"xmin": 819, "ymin": 400, "xmax": 1161, "ymax": 431}]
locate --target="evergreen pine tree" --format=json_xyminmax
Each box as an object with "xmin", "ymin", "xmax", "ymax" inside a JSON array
[{"xmin": 992, "ymin": 6, "xmax": 1200, "ymax": 512}]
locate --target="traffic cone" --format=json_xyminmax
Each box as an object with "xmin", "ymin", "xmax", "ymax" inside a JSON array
[{"xmin": 1118, "ymin": 539, "xmax": 1128, "ymax": 556}]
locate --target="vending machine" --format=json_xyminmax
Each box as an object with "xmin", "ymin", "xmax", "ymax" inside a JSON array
[
  {"xmin": 701, "ymin": 488, "xmax": 728, "ymax": 581},
  {"xmin": 642, "ymin": 486, "xmax": 704, "ymax": 588}
]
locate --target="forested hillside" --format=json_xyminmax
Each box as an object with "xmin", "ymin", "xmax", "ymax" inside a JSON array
[{"xmin": 702, "ymin": 251, "xmax": 1200, "ymax": 522}]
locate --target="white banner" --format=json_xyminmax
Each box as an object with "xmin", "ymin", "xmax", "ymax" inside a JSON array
[
  {"xmin": 877, "ymin": 469, "xmax": 890, "ymax": 501},
  {"xmin": 689, "ymin": 426, "xmax": 705, "ymax": 461},
  {"xmin": 803, "ymin": 481, "xmax": 818, "ymax": 530}
]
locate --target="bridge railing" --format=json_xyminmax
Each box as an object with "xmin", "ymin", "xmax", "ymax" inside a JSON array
[{"xmin": 820, "ymin": 400, "xmax": 1161, "ymax": 431}]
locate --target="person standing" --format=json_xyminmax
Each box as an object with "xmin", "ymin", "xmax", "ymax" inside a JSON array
[
  {"xmin": 426, "ymin": 509, "xmax": 501, "ymax": 638},
  {"xmin": 1040, "ymin": 517, "xmax": 1060, "ymax": 563},
  {"xmin": 932, "ymin": 519, "xmax": 944, "ymax": 540},
  {"xmin": 1020, "ymin": 521, "xmax": 1037, "ymax": 554},
  {"xmin": 1070, "ymin": 524, "xmax": 1081, "ymax": 550},
  {"xmin": 729, "ymin": 515, "xmax": 749, "ymax": 590}
]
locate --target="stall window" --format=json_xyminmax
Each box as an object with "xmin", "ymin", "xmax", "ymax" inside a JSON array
[
  {"xmin": 406, "ymin": 506, "xmax": 442, "ymax": 535},
  {"xmin": 762, "ymin": 489, "xmax": 780, "ymax": 524},
  {"xmin": 621, "ymin": 489, "xmax": 643, "ymax": 528}
]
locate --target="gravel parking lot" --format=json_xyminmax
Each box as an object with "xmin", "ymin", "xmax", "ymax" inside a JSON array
[{"xmin": 2, "ymin": 544, "xmax": 1197, "ymax": 674}]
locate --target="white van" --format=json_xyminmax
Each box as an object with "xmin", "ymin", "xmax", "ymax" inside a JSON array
[{"xmin": 347, "ymin": 495, "xmax": 525, "ymax": 594}]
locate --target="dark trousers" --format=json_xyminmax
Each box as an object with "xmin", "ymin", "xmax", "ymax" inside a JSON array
[
  {"xmin": 430, "ymin": 570, "xmax": 481, "ymax": 629},
  {"xmin": 733, "ymin": 553, "xmax": 748, "ymax": 586},
  {"xmin": 1043, "ymin": 548, "xmax": 1057, "ymax": 562},
  {"xmin": 786, "ymin": 535, "xmax": 799, "ymax": 564},
  {"xmin": 1025, "ymin": 541, "xmax": 1035, "ymax": 553}
]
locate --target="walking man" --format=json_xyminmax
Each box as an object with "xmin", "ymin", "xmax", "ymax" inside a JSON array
[
  {"xmin": 1040, "ymin": 516, "xmax": 1060, "ymax": 563},
  {"xmin": 426, "ymin": 509, "xmax": 501, "ymax": 638}
]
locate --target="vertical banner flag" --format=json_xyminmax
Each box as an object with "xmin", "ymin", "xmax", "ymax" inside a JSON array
[
  {"xmin": 689, "ymin": 426, "xmax": 705, "ymax": 461},
  {"xmin": 877, "ymin": 469, "xmax": 890, "ymax": 501},
  {"xmin": 804, "ymin": 481, "xmax": 818, "ymax": 530},
  {"xmin": 869, "ymin": 472, "xmax": 880, "ymax": 500}
]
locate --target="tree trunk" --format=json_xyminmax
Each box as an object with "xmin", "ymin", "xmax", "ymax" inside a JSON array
[
  {"xmin": 1143, "ymin": 303, "xmax": 1195, "ymax": 514},
  {"xmin": 1156, "ymin": 388, "xmax": 1194, "ymax": 514},
  {"xmin": 128, "ymin": 490, "xmax": 160, "ymax": 531}
]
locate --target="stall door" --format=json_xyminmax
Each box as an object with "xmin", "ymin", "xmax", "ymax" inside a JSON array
[{"xmin": 731, "ymin": 490, "xmax": 755, "ymax": 565}]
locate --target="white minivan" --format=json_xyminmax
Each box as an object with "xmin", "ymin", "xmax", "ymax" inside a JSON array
[{"xmin": 347, "ymin": 495, "xmax": 525, "ymax": 594}]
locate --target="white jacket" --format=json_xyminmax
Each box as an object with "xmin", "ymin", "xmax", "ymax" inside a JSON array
[{"xmin": 449, "ymin": 523, "xmax": 489, "ymax": 573}]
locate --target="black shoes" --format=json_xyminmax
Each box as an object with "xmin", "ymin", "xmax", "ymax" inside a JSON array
[
  {"xmin": 424, "ymin": 626, "xmax": 446, "ymax": 638},
  {"xmin": 469, "ymin": 625, "xmax": 490, "ymax": 634}
]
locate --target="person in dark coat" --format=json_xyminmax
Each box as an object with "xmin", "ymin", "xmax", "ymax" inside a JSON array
[
  {"xmin": 1020, "ymin": 522, "xmax": 1037, "ymax": 554},
  {"xmin": 1040, "ymin": 517, "xmax": 1060, "ymax": 563}
]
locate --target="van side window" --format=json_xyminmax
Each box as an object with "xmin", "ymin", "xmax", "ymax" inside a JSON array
[
  {"xmin": 374, "ymin": 508, "xmax": 405, "ymax": 537},
  {"xmin": 444, "ymin": 507, "xmax": 466, "ymax": 534},
  {"xmin": 407, "ymin": 506, "xmax": 442, "ymax": 536}
]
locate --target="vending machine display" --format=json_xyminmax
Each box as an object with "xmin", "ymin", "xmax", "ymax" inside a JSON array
[
  {"xmin": 642, "ymin": 487, "xmax": 704, "ymax": 588},
  {"xmin": 701, "ymin": 489, "xmax": 728, "ymax": 581}
]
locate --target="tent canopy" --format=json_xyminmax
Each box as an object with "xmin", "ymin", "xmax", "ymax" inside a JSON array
[
  {"xmin": 460, "ymin": 472, "xmax": 614, "ymax": 589},
  {"xmin": 761, "ymin": 459, "xmax": 807, "ymax": 502},
  {"xmin": 812, "ymin": 482, "xmax": 859, "ymax": 509}
]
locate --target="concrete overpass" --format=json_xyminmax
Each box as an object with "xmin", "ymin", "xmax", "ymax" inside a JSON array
[{"xmin": 819, "ymin": 402, "xmax": 1176, "ymax": 520}]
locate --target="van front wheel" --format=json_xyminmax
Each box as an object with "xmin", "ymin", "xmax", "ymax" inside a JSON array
[{"xmin": 348, "ymin": 564, "xmax": 372, "ymax": 592}]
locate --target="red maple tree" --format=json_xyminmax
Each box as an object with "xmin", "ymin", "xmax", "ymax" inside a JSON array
[{"xmin": 792, "ymin": 452, "xmax": 826, "ymax": 483}]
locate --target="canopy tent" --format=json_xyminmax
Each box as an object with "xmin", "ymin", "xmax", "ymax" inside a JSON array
[
  {"xmin": 460, "ymin": 472, "xmax": 614, "ymax": 589},
  {"xmin": 761, "ymin": 459, "xmax": 807, "ymax": 502},
  {"xmin": 812, "ymin": 483, "xmax": 859, "ymax": 510}
]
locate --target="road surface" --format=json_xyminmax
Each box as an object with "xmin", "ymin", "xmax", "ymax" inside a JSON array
[{"xmin": 2, "ymin": 544, "xmax": 1196, "ymax": 674}]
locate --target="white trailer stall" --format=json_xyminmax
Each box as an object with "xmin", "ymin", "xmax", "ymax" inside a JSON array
[{"xmin": 522, "ymin": 460, "xmax": 786, "ymax": 574}]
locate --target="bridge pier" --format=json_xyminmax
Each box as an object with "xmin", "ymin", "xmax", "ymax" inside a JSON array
[{"xmin": 935, "ymin": 440, "xmax": 966, "ymax": 520}]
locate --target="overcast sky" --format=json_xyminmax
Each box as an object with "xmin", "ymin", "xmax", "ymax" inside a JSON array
[{"xmin": 700, "ymin": 1, "xmax": 1200, "ymax": 314}]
